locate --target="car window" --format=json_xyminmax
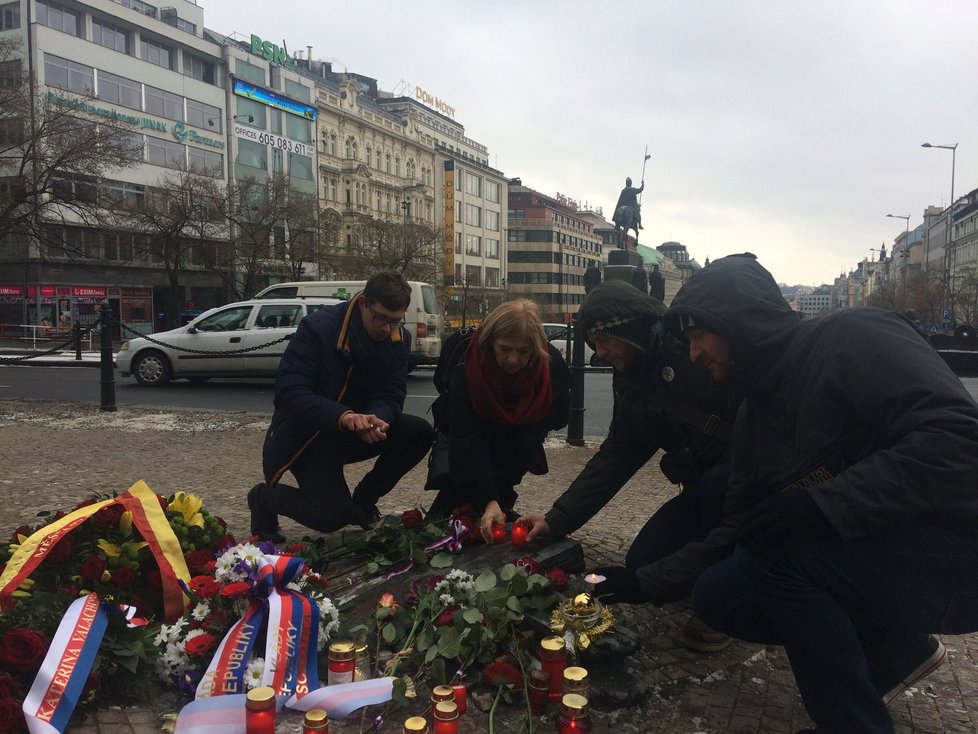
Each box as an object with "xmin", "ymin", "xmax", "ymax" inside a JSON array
[
  {"xmin": 194, "ymin": 306, "xmax": 253, "ymax": 332},
  {"xmin": 255, "ymin": 304, "xmax": 303, "ymax": 328},
  {"xmin": 258, "ymin": 286, "xmax": 298, "ymax": 298},
  {"xmin": 548, "ymin": 326, "xmax": 572, "ymax": 341}
]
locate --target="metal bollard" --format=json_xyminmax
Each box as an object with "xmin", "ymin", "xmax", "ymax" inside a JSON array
[
  {"xmin": 74, "ymin": 323, "xmax": 82, "ymax": 361},
  {"xmin": 566, "ymin": 316, "xmax": 586, "ymax": 446},
  {"xmin": 99, "ymin": 300, "xmax": 116, "ymax": 412}
]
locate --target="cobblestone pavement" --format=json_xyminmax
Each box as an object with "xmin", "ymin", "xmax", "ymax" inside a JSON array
[{"xmin": 1, "ymin": 398, "xmax": 975, "ymax": 733}]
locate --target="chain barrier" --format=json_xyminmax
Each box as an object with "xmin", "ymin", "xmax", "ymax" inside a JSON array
[
  {"xmin": 117, "ymin": 322, "xmax": 291, "ymax": 356},
  {"xmin": 0, "ymin": 325, "xmax": 97, "ymax": 365}
]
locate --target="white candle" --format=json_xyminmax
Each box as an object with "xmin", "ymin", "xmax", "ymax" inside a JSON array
[{"xmin": 583, "ymin": 573, "xmax": 606, "ymax": 590}]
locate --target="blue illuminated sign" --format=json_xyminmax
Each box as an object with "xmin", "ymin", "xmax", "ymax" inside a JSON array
[{"xmin": 232, "ymin": 78, "xmax": 316, "ymax": 120}]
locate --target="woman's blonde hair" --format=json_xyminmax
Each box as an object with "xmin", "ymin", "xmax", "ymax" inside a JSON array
[{"xmin": 477, "ymin": 299, "xmax": 549, "ymax": 360}]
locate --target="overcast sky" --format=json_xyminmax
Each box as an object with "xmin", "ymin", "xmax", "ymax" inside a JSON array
[{"xmin": 203, "ymin": 0, "xmax": 977, "ymax": 286}]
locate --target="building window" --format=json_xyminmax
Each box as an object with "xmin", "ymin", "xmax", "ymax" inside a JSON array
[
  {"xmin": 111, "ymin": 0, "xmax": 157, "ymax": 17},
  {"xmin": 394, "ymin": 157, "xmax": 400, "ymax": 176},
  {"xmin": 365, "ymin": 147, "xmax": 371, "ymax": 167},
  {"xmin": 236, "ymin": 138, "xmax": 267, "ymax": 170},
  {"xmin": 465, "ymin": 265, "xmax": 482, "ymax": 286},
  {"xmin": 455, "ymin": 169, "xmax": 463, "ymax": 191},
  {"xmin": 485, "ymin": 238, "xmax": 499, "ymax": 259},
  {"xmin": 183, "ymin": 54, "xmax": 215, "ymax": 84},
  {"xmin": 140, "ymin": 37, "xmax": 174, "ymax": 69},
  {"xmin": 97, "ymin": 71, "xmax": 141, "ymax": 111},
  {"xmin": 465, "ymin": 172, "xmax": 481, "ymax": 197},
  {"xmin": 145, "ymin": 85, "xmax": 184, "ymax": 121},
  {"xmin": 146, "ymin": 137, "xmax": 185, "ymax": 169},
  {"xmin": 36, "ymin": 1, "xmax": 78, "ymax": 34},
  {"xmin": 0, "ymin": 59, "xmax": 21, "ymax": 88},
  {"xmin": 0, "ymin": 2, "xmax": 19, "ymax": 30},
  {"xmin": 456, "ymin": 200, "xmax": 462, "ymax": 223},
  {"xmin": 465, "ymin": 204, "xmax": 481, "ymax": 227},
  {"xmin": 465, "ymin": 235, "xmax": 481, "ymax": 256},
  {"xmin": 188, "ymin": 147, "xmax": 222, "ymax": 175},
  {"xmin": 0, "ymin": 116, "xmax": 24, "ymax": 146},
  {"xmin": 104, "ymin": 179, "xmax": 145, "ymax": 208},
  {"xmin": 186, "ymin": 99, "xmax": 221, "ymax": 131},
  {"xmin": 43, "ymin": 54, "xmax": 93, "ymax": 95},
  {"xmin": 385, "ymin": 154, "xmax": 390, "ymax": 173},
  {"xmin": 485, "ymin": 180, "xmax": 500, "ymax": 203},
  {"xmin": 92, "ymin": 18, "xmax": 129, "ymax": 53},
  {"xmin": 455, "ymin": 232, "xmax": 462, "ymax": 254},
  {"xmin": 235, "ymin": 58, "xmax": 265, "ymax": 85},
  {"xmin": 289, "ymin": 153, "xmax": 313, "ymax": 181},
  {"xmin": 485, "ymin": 267, "xmax": 499, "ymax": 287},
  {"xmin": 485, "ymin": 210, "xmax": 499, "ymax": 232}
]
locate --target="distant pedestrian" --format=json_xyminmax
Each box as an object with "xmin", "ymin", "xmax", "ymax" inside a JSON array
[
  {"xmin": 518, "ymin": 279, "xmax": 739, "ymax": 652},
  {"xmin": 248, "ymin": 271, "xmax": 434, "ymax": 542},
  {"xmin": 425, "ymin": 299, "xmax": 570, "ymax": 542},
  {"xmin": 667, "ymin": 253, "xmax": 978, "ymax": 733}
]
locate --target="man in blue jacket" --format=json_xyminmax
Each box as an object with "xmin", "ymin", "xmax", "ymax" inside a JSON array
[
  {"xmin": 249, "ymin": 271, "xmax": 434, "ymax": 541},
  {"xmin": 666, "ymin": 254, "xmax": 978, "ymax": 734}
]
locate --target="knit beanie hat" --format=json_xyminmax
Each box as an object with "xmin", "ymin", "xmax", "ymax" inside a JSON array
[
  {"xmin": 578, "ymin": 280, "xmax": 665, "ymax": 353},
  {"xmin": 587, "ymin": 314, "xmax": 655, "ymax": 352}
]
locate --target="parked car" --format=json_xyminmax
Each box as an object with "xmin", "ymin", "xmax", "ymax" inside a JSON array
[
  {"xmin": 115, "ymin": 298, "xmax": 342, "ymax": 386},
  {"xmin": 543, "ymin": 323, "xmax": 605, "ymax": 366}
]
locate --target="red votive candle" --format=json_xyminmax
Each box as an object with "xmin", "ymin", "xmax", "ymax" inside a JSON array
[
  {"xmin": 528, "ymin": 669, "xmax": 550, "ymax": 715},
  {"xmin": 451, "ymin": 682, "xmax": 467, "ymax": 714},
  {"xmin": 490, "ymin": 522, "xmax": 506, "ymax": 544},
  {"xmin": 555, "ymin": 693, "xmax": 592, "ymax": 732},
  {"xmin": 327, "ymin": 641, "xmax": 356, "ymax": 685},
  {"xmin": 511, "ymin": 521, "xmax": 529, "ymax": 547},
  {"xmin": 245, "ymin": 686, "xmax": 276, "ymax": 734},
  {"xmin": 539, "ymin": 636, "xmax": 568, "ymax": 702},
  {"xmin": 432, "ymin": 700, "xmax": 459, "ymax": 734}
]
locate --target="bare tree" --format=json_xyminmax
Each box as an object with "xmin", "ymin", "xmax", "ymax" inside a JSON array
[{"xmin": 322, "ymin": 215, "xmax": 441, "ymax": 282}]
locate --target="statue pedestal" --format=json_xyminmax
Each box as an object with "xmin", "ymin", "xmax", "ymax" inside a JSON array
[
  {"xmin": 605, "ymin": 249, "xmax": 647, "ymax": 292},
  {"xmin": 608, "ymin": 249, "xmax": 643, "ymax": 267}
]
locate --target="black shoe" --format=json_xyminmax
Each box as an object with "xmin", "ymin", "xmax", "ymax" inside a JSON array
[
  {"xmin": 880, "ymin": 635, "xmax": 946, "ymax": 705},
  {"xmin": 247, "ymin": 483, "xmax": 285, "ymax": 544}
]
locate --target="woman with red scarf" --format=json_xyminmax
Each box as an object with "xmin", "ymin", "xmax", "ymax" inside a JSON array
[{"xmin": 428, "ymin": 299, "xmax": 570, "ymax": 541}]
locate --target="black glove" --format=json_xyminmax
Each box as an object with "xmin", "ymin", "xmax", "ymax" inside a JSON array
[
  {"xmin": 590, "ymin": 565, "xmax": 647, "ymax": 604},
  {"xmin": 738, "ymin": 488, "xmax": 839, "ymax": 553}
]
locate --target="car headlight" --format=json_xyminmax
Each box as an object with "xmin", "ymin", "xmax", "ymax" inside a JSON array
[{"xmin": 118, "ymin": 341, "xmax": 130, "ymax": 351}]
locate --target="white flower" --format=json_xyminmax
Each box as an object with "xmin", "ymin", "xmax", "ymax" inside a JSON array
[
  {"xmin": 191, "ymin": 602, "xmax": 211, "ymax": 621},
  {"xmin": 245, "ymin": 657, "xmax": 265, "ymax": 689},
  {"xmin": 439, "ymin": 593, "xmax": 455, "ymax": 606}
]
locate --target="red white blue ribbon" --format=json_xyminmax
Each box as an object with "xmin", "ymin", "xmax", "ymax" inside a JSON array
[
  {"xmin": 424, "ymin": 518, "xmax": 472, "ymax": 554},
  {"xmin": 22, "ymin": 594, "xmax": 108, "ymax": 734}
]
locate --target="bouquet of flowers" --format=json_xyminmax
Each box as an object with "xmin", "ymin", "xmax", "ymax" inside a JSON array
[
  {"xmin": 154, "ymin": 540, "xmax": 340, "ymax": 694},
  {"xmin": 0, "ymin": 490, "xmax": 233, "ymax": 732}
]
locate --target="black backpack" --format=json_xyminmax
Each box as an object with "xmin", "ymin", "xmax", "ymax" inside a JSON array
[{"xmin": 430, "ymin": 327, "xmax": 477, "ymax": 430}]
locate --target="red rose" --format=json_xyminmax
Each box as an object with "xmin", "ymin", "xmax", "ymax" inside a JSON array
[
  {"xmin": 546, "ymin": 567, "xmax": 568, "ymax": 591},
  {"xmin": 184, "ymin": 550, "xmax": 213, "ymax": 573},
  {"xmin": 202, "ymin": 559, "xmax": 217, "ymax": 573},
  {"xmin": 111, "ymin": 567, "xmax": 135, "ymax": 588},
  {"xmin": 434, "ymin": 607, "xmax": 458, "ymax": 627},
  {"xmin": 0, "ymin": 697, "xmax": 26, "ymax": 734},
  {"xmin": 80, "ymin": 556, "xmax": 106, "ymax": 581},
  {"xmin": 220, "ymin": 581, "xmax": 251, "ymax": 598},
  {"xmin": 189, "ymin": 576, "xmax": 222, "ymax": 598},
  {"xmin": 0, "ymin": 628, "xmax": 48, "ymax": 673},
  {"xmin": 185, "ymin": 633, "xmax": 217, "ymax": 657},
  {"xmin": 47, "ymin": 536, "xmax": 75, "ymax": 563},
  {"xmin": 0, "ymin": 672, "xmax": 20, "ymax": 698},
  {"xmin": 400, "ymin": 509, "xmax": 425, "ymax": 529},
  {"xmin": 92, "ymin": 505, "xmax": 123, "ymax": 527}
]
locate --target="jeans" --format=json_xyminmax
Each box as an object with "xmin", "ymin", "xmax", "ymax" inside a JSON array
[
  {"xmin": 692, "ymin": 523, "xmax": 978, "ymax": 733},
  {"xmin": 266, "ymin": 413, "xmax": 433, "ymax": 532},
  {"xmin": 625, "ymin": 464, "xmax": 731, "ymax": 570}
]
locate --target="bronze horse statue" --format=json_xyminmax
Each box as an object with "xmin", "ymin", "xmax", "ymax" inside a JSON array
[{"xmin": 613, "ymin": 204, "xmax": 640, "ymax": 248}]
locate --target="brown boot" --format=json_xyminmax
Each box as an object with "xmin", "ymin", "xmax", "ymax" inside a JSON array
[{"xmin": 679, "ymin": 615, "xmax": 732, "ymax": 652}]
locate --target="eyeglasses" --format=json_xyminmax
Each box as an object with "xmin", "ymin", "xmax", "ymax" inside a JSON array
[{"xmin": 367, "ymin": 306, "xmax": 406, "ymax": 328}]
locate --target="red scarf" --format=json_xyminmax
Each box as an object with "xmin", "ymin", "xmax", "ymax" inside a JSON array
[{"xmin": 463, "ymin": 336, "xmax": 553, "ymax": 425}]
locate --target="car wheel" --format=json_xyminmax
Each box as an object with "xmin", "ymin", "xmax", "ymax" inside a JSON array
[{"xmin": 132, "ymin": 350, "xmax": 172, "ymax": 386}]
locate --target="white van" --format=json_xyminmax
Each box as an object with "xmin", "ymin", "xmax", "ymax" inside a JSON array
[{"xmin": 255, "ymin": 280, "xmax": 442, "ymax": 367}]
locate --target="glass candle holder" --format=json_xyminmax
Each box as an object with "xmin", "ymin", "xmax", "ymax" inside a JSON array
[
  {"xmin": 539, "ymin": 635, "xmax": 567, "ymax": 702},
  {"xmin": 245, "ymin": 686, "xmax": 276, "ymax": 734},
  {"xmin": 302, "ymin": 708, "xmax": 329, "ymax": 733},
  {"xmin": 562, "ymin": 666, "xmax": 589, "ymax": 698},
  {"xmin": 451, "ymin": 682, "xmax": 467, "ymax": 714},
  {"xmin": 511, "ymin": 521, "xmax": 529, "ymax": 547},
  {"xmin": 555, "ymin": 693, "xmax": 592, "ymax": 733},
  {"xmin": 431, "ymin": 685, "xmax": 454, "ymax": 707},
  {"xmin": 528, "ymin": 669, "xmax": 550, "ymax": 715},
  {"xmin": 354, "ymin": 641, "xmax": 371, "ymax": 681},
  {"xmin": 490, "ymin": 521, "xmax": 506, "ymax": 544},
  {"xmin": 403, "ymin": 716, "xmax": 429, "ymax": 734},
  {"xmin": 327, "ymin": 640, "xmax": 356, "ymax": 685},
  {"xmin": 432, "ymin": 700, "xmax": 459, "ymax": 734}
]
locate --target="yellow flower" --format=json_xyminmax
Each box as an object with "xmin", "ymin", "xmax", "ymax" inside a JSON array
[
  {"xmin": 119, "ymin": 510, "xmax": 133, "ymax": 535},
  {"xmin": 97, "ymin": 539, "xmax": 121, "ymax": 557},
  {"xmin": 169, "ymin": 492, "xmax": 205, "ymax": 529}
]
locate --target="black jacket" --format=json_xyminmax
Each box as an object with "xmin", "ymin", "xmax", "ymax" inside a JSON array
[
  {"xmin": 545, "ymin": 281, "xmax": 735, "ymax": 601},
  {"xmin": 262, "ymin": 295, "xmax": 410, "ymax": 485},
  {"xmin": 667, "ymin": 254, "xmax": 978, "ymax": 549}
]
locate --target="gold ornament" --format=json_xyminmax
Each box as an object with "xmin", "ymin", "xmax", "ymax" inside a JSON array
[{"xmin": 549, "ymin": 592, "xmax": 614, "ymax": 650}]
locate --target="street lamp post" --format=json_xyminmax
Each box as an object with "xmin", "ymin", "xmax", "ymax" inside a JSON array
[
  {"xmin": 886, "ymin": 214, "xmax": 911, "ymax": 296},
  {"xmin": 922, "ymin": 142, "xmax": 958, "ymax": 329}
]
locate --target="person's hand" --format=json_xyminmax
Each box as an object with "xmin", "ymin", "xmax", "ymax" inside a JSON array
[
  {"xmin": 480, "ymin": 501, "xmax": 506, "ymax": 543},
  {"xmin": 342, "ymin": 412, "xmax": 389, "ymax": 444},
  {"xmin": 738, "ymin": 488, "xmax": 838, "ymax": 553},
  {"xmin": 518, "ymin": 513, "xmax": 553, "ymax": 542},
  {"xmin": 591, "ymin": 565, "xmax": 646, "ymax": 604}
]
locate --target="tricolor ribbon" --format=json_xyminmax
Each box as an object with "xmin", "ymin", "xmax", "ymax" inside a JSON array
[
  {"xmin": 0, "ymin": 480, "xmax": 191, "ymax": 623},
  {"xmin": 196, "ymin": 555, "xmax": 319, "ymax": 700},
  {"xmin": 22, "ymin": 594, "xmax": 108, "ymax": 734},
  {"xmin": 423, "ymin": 518, "xmax": 472, "ymax": 554}
]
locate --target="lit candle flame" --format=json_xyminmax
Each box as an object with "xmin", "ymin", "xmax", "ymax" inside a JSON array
[{"xmin": 583, "ymin": 573, "xmax": 606, "ymax": 585}]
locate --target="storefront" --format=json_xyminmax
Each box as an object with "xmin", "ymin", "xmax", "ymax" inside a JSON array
[{"xmin": 0, "ymin": 284, "xmax": 154, "ymax": 340}]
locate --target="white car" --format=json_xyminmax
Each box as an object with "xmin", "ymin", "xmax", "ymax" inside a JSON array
[
  {"xmin": 543, "ymin": 323, "xmax": 605, "ymax": 366},
  {"xmin": 116, "ymin": 298, "xmax": 341, "ymax": 386}
]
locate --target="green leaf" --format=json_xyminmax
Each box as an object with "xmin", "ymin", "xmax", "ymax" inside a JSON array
[
  {"xmin": 506, "ymin": 595, "xmax": 524, "ymax": 613},
  {"xmin": 429, "ymin": 552, "xmax": 454, "ymax": 568},
  {"xmin": 508, "ymin": 572, "xmax": 528, "ymax": 595},
  {"xmin": 474, "ymin": 569, "xmax": 497, "ymax": 592},
  {"xmin": 381, "ymin": 622, "xmax": 397, "ymax": 643},
  {"xmin": 392, "ymin": 677, "xmax": 410, "ymax": 707},
  {"xmin": 436, "ymin": 627, "xmax": 462, "ymax": 658},
  {"xmin": 431, "ymin": 657, "xmax": 448, "ymax": 685},
  {"xmin": 499, "ymin": 564, "xmax": 518, "ymax": 581},
  {"xmin": 416, "ymin": 627, "xmax": 435, "ymax": 651},
  {"xmin": 365, "ymin": 561, "xmax": 379, "ymax": 574},
  {"xmin": 462, "ymin": 607, "xmax": 483, "ymax": 625}
]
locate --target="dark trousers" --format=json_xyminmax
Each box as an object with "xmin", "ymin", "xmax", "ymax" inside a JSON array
[
  {"xmin": 625, "ymin": 464, "xmax": 731, "ymax": 570},
  {"xmin": 265, "ymin": 413, "xmax": 433, "ymax": 533},
  {"xmin": 692, "ymin": 524, "xmax": 978, "ymax": 733}
]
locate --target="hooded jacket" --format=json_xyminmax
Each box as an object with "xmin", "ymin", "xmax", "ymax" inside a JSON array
[
  {"xmin": 545, "ymin": 280, "xmax": 736, "ymax": 601},
  {"xmin": 262, "ymin": 294, "xmax": 409, "ymax": 485},
  {"xmin": 667, "ymin": 253, "xmax": 978, "ymax": 544}
]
